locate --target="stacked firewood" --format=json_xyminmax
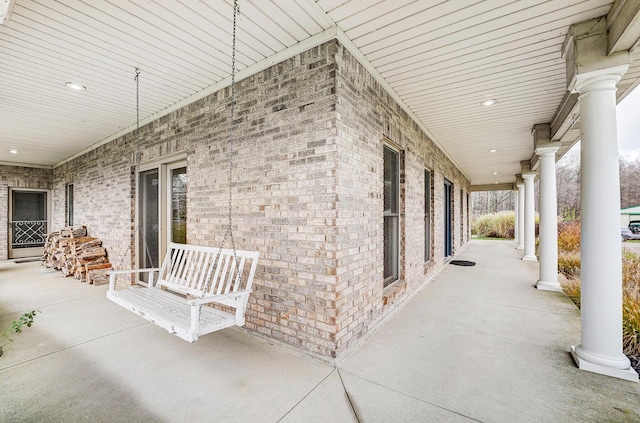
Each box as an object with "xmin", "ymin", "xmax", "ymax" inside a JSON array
[{"xmin": 43, "ymin": 226, "xmax": 112, "ymax": 285}]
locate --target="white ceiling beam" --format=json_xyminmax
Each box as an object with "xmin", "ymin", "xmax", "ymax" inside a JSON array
[{"xmin": 607, "ymin": 0, "xmax": 640, "ymax": 53}]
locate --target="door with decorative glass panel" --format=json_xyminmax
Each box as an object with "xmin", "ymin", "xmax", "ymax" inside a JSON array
[{"xmin": 9, "ymin": 189, "xmax": 49, "ymax": 259}]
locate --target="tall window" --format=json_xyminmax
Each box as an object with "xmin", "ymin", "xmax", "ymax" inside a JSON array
[
  {"xmin": 444, "ymin": 179, "xmax": 453, "ymax": 257},
  {"xmin": 424, "ymin": 169, "xmax": 432, "ymax": 262},
  {"xmin": 66, "ymin": 184, "xmax": 74, "ymax": 226},
  {"xmin": 460, "ymin": 189, "xmax": 464, "ymax": 244},
  {"xmin": 384, "ymin": 145, "xmax": 399, "ymax": 286},
  {"xmin": 467, "ymin": 192, "xmax": 471, "ymax": 241}
]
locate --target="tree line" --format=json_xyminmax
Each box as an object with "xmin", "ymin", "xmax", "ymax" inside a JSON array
[{"xmin": 471, "ymin": 147, "xmax": 640, "ymax": 220}]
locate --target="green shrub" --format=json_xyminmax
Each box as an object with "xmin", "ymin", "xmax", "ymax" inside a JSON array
[
  {"xmin": 1, "ymin": 310, "xmax": 40, "ymax": 357},
  {"xmin": 472, "ymin": 211, "xmax": 515, "ymax": 239}
]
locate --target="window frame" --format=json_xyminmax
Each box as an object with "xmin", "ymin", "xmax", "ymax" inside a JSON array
[
  {"xmin": 66, "ymin": 183, "xmax": 74, "ymax": 227},
  {"xmin": 137, "ymin": 152, "xmax": 188, "ymax": 272},
  {"xmin": 424, "ymin": 169, "xmax": 432, "ymax": 263},
  {"xmin": 383, "ymin": 144, "xmax": 400, "ymax": 287}
]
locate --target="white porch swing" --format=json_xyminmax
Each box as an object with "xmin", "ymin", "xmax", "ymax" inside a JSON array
[{"xmin": 107, "ymin": 0, "xmax": 259, "ymax": 343}]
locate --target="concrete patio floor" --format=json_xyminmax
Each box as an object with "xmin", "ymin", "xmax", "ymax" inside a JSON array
[{"xmin": 1, "ymin": 240, "xmax": 639, "ymax": 422}]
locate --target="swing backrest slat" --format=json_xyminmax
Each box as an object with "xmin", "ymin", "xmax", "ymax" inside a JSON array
[{"xmin": 156, "ymin": 242, "xmax": 259, "ymax": 299}]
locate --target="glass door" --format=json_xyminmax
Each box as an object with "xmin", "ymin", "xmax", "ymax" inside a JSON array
[
  {"xmin": 444, "ymin": 180, "xmax": 453, "ymax": 257},
  {"xmin": 139, "ymin": 169, "xmax": 160, "ymax": 274},
  {"xmin": 9, "ymin": 189, "xmax": 49, "ymax": 259},
  {"xmin": 137, "ymin": 158, "xmax": 187, "ymax": 279},
  {"xmin": 168, "ymin": 165, "xmax": 187, "ymax": 245}
]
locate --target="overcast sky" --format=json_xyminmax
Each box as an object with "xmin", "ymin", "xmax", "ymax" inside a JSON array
[{"xmin": 617, "ymin": 87, "xmax": 640, "ymax": 155}]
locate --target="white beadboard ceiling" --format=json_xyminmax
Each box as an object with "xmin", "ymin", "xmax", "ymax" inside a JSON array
[{"xmin": 0, "ymin": 0, "xmax": 637, "ymax": 185}]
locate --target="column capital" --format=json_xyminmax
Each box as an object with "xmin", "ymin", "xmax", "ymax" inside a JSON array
[
  {"xmin": 535, "ymin": 146, "xmax": 559, "ymax": 157},
  {"xmin": 571, "ymin": 66, "xmax": 628, "ymax": 95},
  {"xmin": 563, "ymin": 17, "xmax": 630, "ymax": 94},
  {"xmin": 515, "ymin": 174, "xmax": 524, "ymax": 187}
]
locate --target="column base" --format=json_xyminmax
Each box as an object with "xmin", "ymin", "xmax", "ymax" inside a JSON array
[
  {"xmin": 570, "ymin": 346, "xmax": 638, "ymax": 382},
  {"xmin": 516, "ymin": 244, "xmax": 524, "ymax": 250},
  {"xmin": 536, "ymin": 280, "xmax": 563, "ymax": 292},
  {"xmin": 522, "ymin": 255, "xmax": 537, "ymax": 261}
]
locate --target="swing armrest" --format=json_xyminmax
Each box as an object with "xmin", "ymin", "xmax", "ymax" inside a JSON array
[
  {"xmin": 187, "ymin": 290, "xmax": 252, "ymax": 306},
  {"xmin": 189, "ymin": 290, "xmax": 252, "ymax": 328},
  {"xmin": 107, "ymin": 268, "xmax": 160, "ymax": 290}
]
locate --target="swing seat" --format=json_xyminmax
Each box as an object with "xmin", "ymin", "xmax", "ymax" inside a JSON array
[{"xmin": 107, "ymin": 242, "xmax": 259, "ymax": 342}]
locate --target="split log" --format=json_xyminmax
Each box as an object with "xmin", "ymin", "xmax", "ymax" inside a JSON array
[
  {"xmin": 87, "ymin": 265, "xmax": 112, "ymax": 285},
  {"xmin": 81, "ymin": 247, "xmax": 107, "ymax": 261},
  {"xmin": 60, "ymin": 226, "xmax": 87, "ymax": 238},
  {"xmin": 41, "ymin": 227, "xmax": 111, "ymax": 284},
  {"xmin": 78, "ymin": 239, "xmax": 102, "ymax": 250}
]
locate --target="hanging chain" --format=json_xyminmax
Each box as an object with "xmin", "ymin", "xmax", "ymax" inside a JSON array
[
  {"xmin": 202, "ymin": 0, "xmax": 241, "ymax": 297},
  {"xmin": 134, "ymin": 68, "xmax": 141, "ymax": 164},
  {"xmin": 218, "ymin": 0, "xmax": 239, "ymax": 253},
  {"xmin": 227, "ymin": 0, "xmax": 239, "ymax": 255},
  {"xmin": 116, "ymin": 67, "xmax": 143, "ymax": 271},
  {"xmin": 135, "ymin": 68, "xmax": 155, "ymax": 268}
]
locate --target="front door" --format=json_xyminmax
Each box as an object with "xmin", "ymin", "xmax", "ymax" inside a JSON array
[
  {"xmin": 444, "ymin": 180, "xmax": 453, "ymax": 257},
  {"xmin": 9, "ymin": 189, "xmax": 49, "ymax": 259}
]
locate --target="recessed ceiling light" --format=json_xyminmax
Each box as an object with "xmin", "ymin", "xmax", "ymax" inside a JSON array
[
  {"xmin": 482, "ymin": 99, "xmax": 497, "ymax": 107},
  {"xmin": 489, "ymin": 149, "xmax": 497, "ymax": 153},
  {"xmin": 65, "ymin": 82, "xmax": 86, "ymax": 91},
  {"xmin": 493, "ymin": 171, "xmax": 498, "ymax": 175},
  {"xmin": 494, "ymin": 181, "xmax": 499, "ymax": 184},
  {"xmin": 9, "ymin": 148, "xmax": 18, "ymax": 154}
]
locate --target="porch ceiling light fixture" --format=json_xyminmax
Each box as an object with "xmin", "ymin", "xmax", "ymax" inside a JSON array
[
  {"xmin": 481, "ymin": 99, "xmax": 497, "ymax": 107},
  {"xmin": 493, "ymin": 171, "xmax": 498, "ymax": 175},
  {"xmin": 488, "ymin": 149, "xmax": 497, "ymax": 153},
  {"xmin": 9, "ymin": 148, "xmax": 18, "ymax": 154},
  {"xmin": 65, "ymin": 82, "xmax": 86, "ymax": 91}
]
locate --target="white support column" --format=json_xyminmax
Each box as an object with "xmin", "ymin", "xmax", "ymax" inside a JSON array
[
  {"xmin": 563, "ymin": 17, "xmax": 637, "ymax": 381},
  {"xmin": 570, "ymin": 70, "xmax": 637, "ymax": 381},
  {"xmin": 516, "ymin": 176, "xmax": 524, "ymax": 250},
  {"xmin": 521, "ymin": 163, "xmax": 537, "ymax": 261},
  {"xmin": 535, "ymin": 148, "xmax": 561, "ymax": 290},
  {"xmin": 513, "ymin": 189, "xmax": 519, "ymax": 245},
  {"xmin": 534, "ymin": 124, "xmax": 562, "ymax": 292}
]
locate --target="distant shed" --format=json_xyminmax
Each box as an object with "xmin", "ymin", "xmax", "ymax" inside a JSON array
[{"xmin": 621, "ymin": 204, "xmax": 640, "ymax": 227}]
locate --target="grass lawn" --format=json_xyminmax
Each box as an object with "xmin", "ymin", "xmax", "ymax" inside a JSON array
[{"xmin": 471, "ymin": 235, "xmax": 513, "ymax": 241}]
